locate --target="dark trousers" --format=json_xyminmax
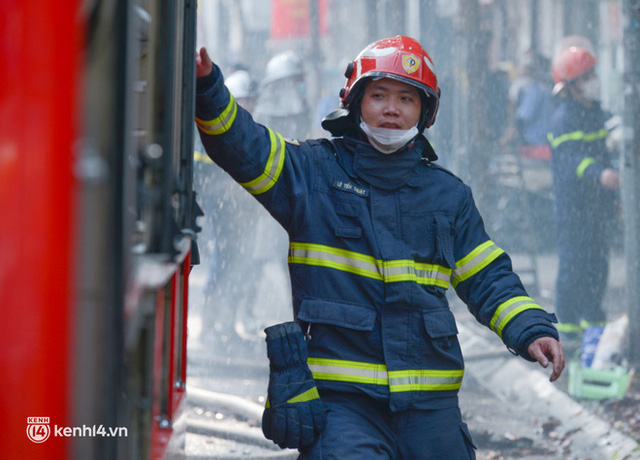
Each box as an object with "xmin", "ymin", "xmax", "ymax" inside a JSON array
[
  {"xmin": 298, "ymin": 390, "xmax": 476, "ymax": 459},
  {"xmin": 555, "ymin": 229, "xmax": 609, "ymax": 326}
]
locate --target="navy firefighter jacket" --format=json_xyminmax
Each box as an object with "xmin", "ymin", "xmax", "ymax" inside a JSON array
[
  {"xmin": 547, "ymin": 97, "xmax": 616, "ymax": 237},
  {"xmin": 196, "ymin": 65, "xmax": 559, "ymax": 412}
]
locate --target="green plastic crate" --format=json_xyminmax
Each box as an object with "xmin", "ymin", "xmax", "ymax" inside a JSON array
[{"xmin": 568, "ymin": 360, "xmax": 631, "ymax": 400}]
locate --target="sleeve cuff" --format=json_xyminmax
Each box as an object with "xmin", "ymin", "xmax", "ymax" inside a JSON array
[
  {"xmin": 196, "ymin": 65, "xmax": 222, "ymax": 93},
  {"xmin": 503, "ymin": 311, "xmax": 559, "ymax": 361}
]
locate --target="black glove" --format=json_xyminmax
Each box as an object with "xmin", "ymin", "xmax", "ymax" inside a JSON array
[{"xmin": 262, "ymin": 321, "xmax": 326, "ymax": 449}]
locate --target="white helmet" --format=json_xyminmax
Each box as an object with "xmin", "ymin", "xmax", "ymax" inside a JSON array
[
  {"xmin": 225, "ymin": 70, "xmax": 254, "ymax": 99},
  {"xmin": 262, "ymin": 51, "xmax": 304, "ymax": 85}
]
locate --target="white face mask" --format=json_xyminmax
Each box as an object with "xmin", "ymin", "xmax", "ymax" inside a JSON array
[
  {"xmin": 359, "ymin": 120, "xmax": 419, "ymax": 154},
  {"xmin": 580, "ymin": 76, "xmax": 601, "ymax": 102}
]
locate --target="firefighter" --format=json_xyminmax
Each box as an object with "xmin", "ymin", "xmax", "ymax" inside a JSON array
[
  {"xmin": 225, "ymin": 69, "xmax": 256, "ymax": 114},
  {"xmin": 547, "ymin": 46, "xmax": 620, "ymax": 349},
  {"xmin": 253, "ymin": 50, "xmax": 312, "ymax": 139},
  {"xmin": 195, "ymin": 35, "xmax": 564, "ymax": 458}
]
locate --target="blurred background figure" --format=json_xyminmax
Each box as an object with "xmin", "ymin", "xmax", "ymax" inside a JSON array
[
  {"xmin": 253, "ymin": 50, "xmax": 312, "ymax": 139},
  {"xmin": 547, "ymin": 43, "xmax": 621, "ymax": 354},
  {"xmin": 193, "ymin": 63, "xmax": 291, "ymax": 351},
  {"xmin": 482, "ymin": 54, "xmax": 554, "ymax": 285},
  {"xmin": 485, "ymin": 64, "xmax": 512, "ymax": 153},
  {"xmin": 511, "ymin": 50, "xmax": 554, "ymax": 160},
  {"xmin": 225, "ymin": 68, "xmax": 257, "ymax": 113}
]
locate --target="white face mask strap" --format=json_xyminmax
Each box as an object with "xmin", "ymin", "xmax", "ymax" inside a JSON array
[{"xmin": 359, "ymin": 120, "xmax": 419, "ymax": 154}]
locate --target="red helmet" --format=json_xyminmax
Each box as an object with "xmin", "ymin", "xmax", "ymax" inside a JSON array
[
  {"xmin": 341, "ymin": 35, "xmax": 440, "ymax": 130},
  {"xmin": 552, "ymin": 46, "xmax": 596, "ymax": 84}
]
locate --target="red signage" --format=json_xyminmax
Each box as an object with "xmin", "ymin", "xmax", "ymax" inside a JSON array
[{"xmin": 271, "ymin": 0, "xmax": 328, "ymax": 39}]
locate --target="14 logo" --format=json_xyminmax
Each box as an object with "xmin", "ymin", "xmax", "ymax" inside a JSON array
[{"xmin": 26, "ymin": 417, "xmax": 51, "ymax": 443}]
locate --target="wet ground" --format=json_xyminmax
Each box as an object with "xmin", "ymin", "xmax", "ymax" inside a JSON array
[
  {"xmin": 458, "ymin": 337, "xmax": 640, "ymax": 460},
  {"xmin": 461, "ymin": 372, "xmax": 570, "ymax": 460},
  {"xmin": 463, "ymin": 370, "xmax": 640, "ymax": 460},
  {"xmin": 580, "ymin": 379, "xmax": 640, "ymax": 450}
]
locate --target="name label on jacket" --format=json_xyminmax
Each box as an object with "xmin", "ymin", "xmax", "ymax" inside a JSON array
[{"xmin": 332, "ymin": 180, "xmax": 369, "ymax": 197}]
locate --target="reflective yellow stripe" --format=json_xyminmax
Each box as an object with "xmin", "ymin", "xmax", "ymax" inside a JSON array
[
  {"xmin": 383, "ymin": 259, "xmax": 451, "ymax": 288},
  {"xmin": 388, "ymin": 369, "xmax": 464, "ymax": 392},
  {"xmin": 289, "ymin": 242, "xmax": 382, "ymax": 280},
  {"xmin": 308, "ymin": 358, "xmax": 462, "ymax": 392},
  {"xmin": 579, "ymin": 319, "xmax": 607, "ymax": 329},
  {"xmin": 289, "ymin": 242, "xmax": 451, "ymax": 288},
  {"xmin": 195, "ymin": 93, "xmax": 238, "ymax": 135},
  {"xmin": 576, "ymin": 157, "xmax": 597, "ymax": 178},
  {"xmin": 239, "ymin": 128, "xmax": 285, "ymax": 195},
  {"xmin": 452, "ymin": 240, "xmax": 504, "ymax": 288},
  {"xmin": 287, "ymin": 386, "xmax": 321, "ymax": 404},
  {"xmin": 308, "ymin": 357, "xmax": 389, "ymax": 385},
  {"xmin": 193, "ymin": 150, "xmax": 213, "ymax": 163},
  {"xmin": 490, "ymin": 296, "xmax": 544, "ymax": 338},
  {"xmin": 556, "ymin": 322, "xmax": 582, "ymax": 333},
  {"xmin": 584, "ymin": 129, "xmax": 609, "ymax": 141},
  {"xmin": 547, "ymin": 128, "xmax": 608, "ymax": 149}
]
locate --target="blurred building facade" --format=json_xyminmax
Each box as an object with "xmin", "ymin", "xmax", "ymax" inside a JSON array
[{"xmin": 196, "ymin": 0, "xmax": 623, "ymax": 184}]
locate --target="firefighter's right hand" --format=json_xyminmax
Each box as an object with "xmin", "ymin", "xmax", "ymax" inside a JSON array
[
  {"xmin": 196, "ymin": 47, "xmax": 213, "ymax": 78},
  {"xmin": 600, "ymin": 168, "xmax": 620, "ymax": 190},
  {"xmin": 262, "ymin": 322, "xmax": 326, "ymax": 449}
]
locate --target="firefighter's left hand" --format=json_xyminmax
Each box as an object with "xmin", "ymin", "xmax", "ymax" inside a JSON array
[{"xmin": 527, "ymin": 337, "xmax": 565, "ymax": 382}]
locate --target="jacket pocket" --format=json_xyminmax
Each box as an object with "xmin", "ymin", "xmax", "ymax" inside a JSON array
[
  {"xmin": 298, "ymin": 299, "xmax": 376, "ymax": 331},
  {"xmin": 401, "ymin": 212, "xmax": 456, "ymax": 269},
  {"xmin": 433, "ymin": 214, "xmax": 456, "ymax": 269},
  {"xmin": 423, "ymin": 309, "xmax": 458, "ymax": 338},
  {"xmin": 333, "ymin": 199, "xmax": 363, "ymax": 239},
  {"xmin": 420, "ymin": 309, "xmax": 462, "ymax": 367}
]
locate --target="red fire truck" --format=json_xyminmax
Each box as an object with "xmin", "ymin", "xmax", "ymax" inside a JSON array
[{"xmin": 0, "ymin": 1, "xmax": 199, "ymax": 458}]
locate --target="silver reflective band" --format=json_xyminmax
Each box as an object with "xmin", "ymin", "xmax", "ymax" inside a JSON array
[
  {"xmin": 308, "ymin": 358, "xmax": 389, "ymax": 385},
  {"xmin": 383, "ymin": 262, "xmax": 451, "ymax": 286},
  {"xmin": 388, "ymin": 373, "xmax": 463, "ymax": 391},
  {"xmin": 240, "ymin": 128, "xmax": 285, "ymax": 195},
  {"xmin": 289, "ymin": 245, "xmax": 380, "ymax": 279},
  {"xmin": 308, "ymin": 358, "xmax": 464, "ymax": 391},
  {"xmin": 196, "ymin": 93, "xmax": 238, "ymax": 135},
  {"xmin": 289, "ymin": 242, "xmax": 451, "ymax": 288},
  {"xmin": 452, "ymin": 240, "xmax": 504, "ymax": 287},
  {"xmin": 308, "ymin": 364, "xmax": 389, "ymax": 380},
  {"xmin": 389, "ymin": 375, "xmax": 462, "ymax": 386},
  {"xmin": 491, "ymin": 296, "xmax": 544, "ymax": 337}
]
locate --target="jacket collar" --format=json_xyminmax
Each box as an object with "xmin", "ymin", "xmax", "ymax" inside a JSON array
[{"xmin": 334, "ymin": 135, "xmax": 436, "ymax": 191}]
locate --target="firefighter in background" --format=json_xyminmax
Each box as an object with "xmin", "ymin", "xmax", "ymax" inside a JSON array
[
  {"xmin": 195, "ymin": 36, "xmax": 564, "ymax": 457},
  {"xmin": 225, "ymin": 69, "xmax": 257, "ymax": 113},
  {"xmin": 253, "ymin": 50, "xmax": 312, "ymax": 139},
  {"xmin": 547, "ymin": 46, "xmax": 620, "ymax": 350}
]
